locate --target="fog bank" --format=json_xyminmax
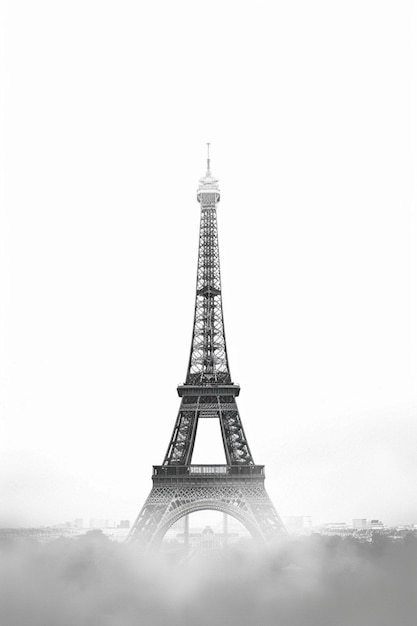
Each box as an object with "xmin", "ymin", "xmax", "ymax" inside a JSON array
[{"xmin": 1, "ymin": 532, "xmax": 416, "ymax": 626}]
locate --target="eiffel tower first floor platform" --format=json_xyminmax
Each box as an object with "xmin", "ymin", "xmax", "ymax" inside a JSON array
[{"xmin": 127, "ymin": 465, "xmax": 287, "ymax": 548}]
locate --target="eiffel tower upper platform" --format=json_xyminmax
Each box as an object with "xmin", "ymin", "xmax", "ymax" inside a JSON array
[{"xmin": 128, "ymin": 147, "xmax": 286, "ymax": 547}]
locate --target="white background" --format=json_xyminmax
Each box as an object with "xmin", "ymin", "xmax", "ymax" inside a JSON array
[{"xmin": 1, "ymin": 0, "xmax": 416, "ymax": 527}]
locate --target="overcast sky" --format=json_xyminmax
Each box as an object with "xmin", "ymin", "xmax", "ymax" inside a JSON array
[{"xmin": 1, "ymin": 0, "xmax": 416, "ymax": 528}]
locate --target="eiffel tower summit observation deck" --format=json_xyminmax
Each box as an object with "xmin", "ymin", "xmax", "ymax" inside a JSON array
[{"xmin": 128, "ymin": 146, "xmax": 286, "ymax": 547}]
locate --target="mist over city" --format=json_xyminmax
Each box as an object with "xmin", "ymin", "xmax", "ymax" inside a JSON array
[{"xmin": 1, "ymin": 530, "xmax": 417, "ymax": 626}]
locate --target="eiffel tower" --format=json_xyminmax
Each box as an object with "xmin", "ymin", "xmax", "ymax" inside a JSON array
[{"xmin": 128, "ymin": 147, "xmax": 286, "ymax": 547}]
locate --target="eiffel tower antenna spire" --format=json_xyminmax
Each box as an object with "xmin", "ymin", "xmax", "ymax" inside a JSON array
[{"xmin": 128, "ymin": 149, "xmax": 286, "ymax": 548}]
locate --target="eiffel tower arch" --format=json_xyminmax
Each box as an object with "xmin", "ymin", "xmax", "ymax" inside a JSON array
[{"xmin": 128, "ymin": 147, "xmax": 286, "ymax": 548}]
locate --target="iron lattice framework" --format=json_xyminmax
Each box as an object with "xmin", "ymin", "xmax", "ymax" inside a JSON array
[{"xmin": 128, "ymin": 151, "xmax": 286, "ymax": 547}]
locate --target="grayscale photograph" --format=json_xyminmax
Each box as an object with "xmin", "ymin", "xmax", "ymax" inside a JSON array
[{"xmin": 0, "ymin": 1, "xmax": 416, "ymax": 625}]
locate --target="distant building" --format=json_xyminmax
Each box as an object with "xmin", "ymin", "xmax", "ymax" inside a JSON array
[
  {"xmin": 73, "ymin": 518, "xmax": 84, "ymax": 529},
  {"xmin": 369, "ymin": 519, "xmax": 384, "ymax": 530},
  {"xmin": 89, "ymin": 518, "xmax": 106, "ymax": 529},
  {"xmin": 89, "ymin": 518, "xmax": 117, "ymax": 529},
  {"xmin": 352, "ymin": 518, "xmax": 367, "ymax": 529},
  {"xmin": 118, "ymin": 520, "xmax": 130, "ymax": 529},
  {"xmin": 105, "ymin": 520, "xmax": 116, "ymax": 529},
  {"xmin": 325, "ymin": 522, "xmax": 347, "ymax": 529}
]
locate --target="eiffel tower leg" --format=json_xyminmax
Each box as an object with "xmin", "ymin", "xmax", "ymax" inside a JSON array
[{"xmin": 127, "ymin": 486, "xmax": 174, "ymax": 547}]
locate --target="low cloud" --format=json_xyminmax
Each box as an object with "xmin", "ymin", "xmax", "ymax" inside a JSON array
[{"xmin": 0, "ymin": 532, "xmax": 416, "ymax": 626}]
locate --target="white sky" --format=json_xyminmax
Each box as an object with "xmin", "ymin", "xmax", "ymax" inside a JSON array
[{"xmin": 1, "ymin": 0, "xmax": 416, "ymax": 527}]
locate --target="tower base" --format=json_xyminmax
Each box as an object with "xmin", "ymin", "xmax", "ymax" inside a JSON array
[{"xmin": 128, "ymin": 465, "xmax": 286, "ymax": 548}]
